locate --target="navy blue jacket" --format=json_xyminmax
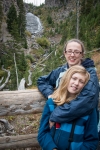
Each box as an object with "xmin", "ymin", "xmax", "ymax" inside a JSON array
[
  {"xmin": 38, "ymin": 98, "xmax": 99, "ymax": 150},
  {"xmin": 37, "ymin": 58, "xmax": 99, "ymax": 122}
]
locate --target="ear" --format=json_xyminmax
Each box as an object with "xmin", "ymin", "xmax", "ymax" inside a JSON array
[
  {"xmin": 64, "ymin": 50, "xmax": 66, "ymax": 55},
  {"xmin": 81, "ymin": 53, "xmax": 84, "ymax": 60}
]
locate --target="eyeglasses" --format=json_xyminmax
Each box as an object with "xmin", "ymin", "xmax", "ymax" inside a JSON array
[{"xmin": 65, "ymin": 50, "xmax": 82, "ymax": 56}]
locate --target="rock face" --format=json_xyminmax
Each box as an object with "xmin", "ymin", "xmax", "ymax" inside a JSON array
[
  {"xmin": 45, "ymin": 0, "xmax": 61, "ymax": 7},
  {"xmin": 45, "ymin": 0, "xmax": 75, "ymax": 7},
  {"xmin": 45, "ymin": 0, "xmax": 68, "ymax": 7},
  {"xmin": 2, "ymin": 0, "xmax": 19, "ymax": 15}
]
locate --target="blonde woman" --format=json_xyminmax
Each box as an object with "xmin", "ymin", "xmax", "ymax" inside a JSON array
[{"xmin": 38, "ymin": 65, "xmax": 98, "ymax": 150}]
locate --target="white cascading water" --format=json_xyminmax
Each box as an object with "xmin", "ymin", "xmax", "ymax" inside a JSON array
[
  {"xmin": 18, "ymin": 13, "xmax": 43, "ymax": 90},
  {"xmin": 26, "ymin": 12, "xmax": 43, "ymax": 37}
]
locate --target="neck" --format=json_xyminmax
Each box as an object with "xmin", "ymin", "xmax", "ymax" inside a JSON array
[
  {"xmin": 67, "ymin": 92, "xmax": 77, "ymax": 102},
  {"xmin": 67, "ymin": 92, "xmax": 75, "ymax": 97}
]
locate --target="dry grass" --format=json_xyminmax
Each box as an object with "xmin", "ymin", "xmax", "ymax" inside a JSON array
[{"xmin": 0, "ymin": 113, "xmax": 42, "ymax": 150}]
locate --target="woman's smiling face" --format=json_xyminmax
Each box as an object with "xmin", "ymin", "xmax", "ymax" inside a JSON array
[
  {"xmin": 64, "ymin": 42, "xmax": 84, "ymax": 67},
  {"xmin": 67, "ymin": 72, "xmax": 86, "ymax": 96}
]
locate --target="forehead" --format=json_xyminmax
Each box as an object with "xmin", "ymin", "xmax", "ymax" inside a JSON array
[
  {"xmin": 72, "ymin": 72, "xmax": 86, "ymax": 81},
  {"xmin": 66, "ymin": 42, "xmax": 82, "ymax": 50}
]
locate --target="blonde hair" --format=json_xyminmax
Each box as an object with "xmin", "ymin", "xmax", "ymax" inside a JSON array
[{"xmin": 51, "ymin": 65, "xmax": 90, "ymax": 106}]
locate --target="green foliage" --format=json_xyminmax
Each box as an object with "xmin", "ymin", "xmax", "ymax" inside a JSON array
[
  {"xmin": 11, "ymin": 20, "xmax": 20, "ymax": 40},
  {"xmin": 24, "ymin": 38, "xmax": 28, "ymax": 49},
  {"xmin": 60, "ymin": 27, "xmax": 68, "ymax": 44},
  {"xmin": 25, "ymin": 30, "xmax": 31, "ymax": 37},
  {"xmin": 79, "ymin": 1, "xmax": 100, "ymax": 49},
  {"xmin": 7, "ymin": 2, "xmax": 26, "ymax": 41},
  {"xmin": 17, "ymin": 52, "xmax": 27, "ymax": 73},
  {"xmin": 36, "ymin": 37, "xmax": 50, "ymax": 48},
  {"xmin": 7, "ymin": 4, "xmax": 18, "ymax": 32},
  {"xmin": 47, "ymin": 15, "xmax": 53, "ymax": 24},
  {"xmin": 0, "ymin": 70, "xmax": 5, "ymax": 78},
  {"xmin": 80, "ymin": 0, "xmax": 93, "ymax": 15},
  {"xmin": 96, "ymin": 30, "xmax": 100, "ymax": 47},
  {"xmin": 26, "ymin": 55, "xmax": 34, "ymax": 63},
  {"xmin": 10, "ymin": 65, "xmax": 17, "ymax": 90}
]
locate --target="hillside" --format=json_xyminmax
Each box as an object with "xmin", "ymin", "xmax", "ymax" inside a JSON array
[
  {"xmin": 0, "ymin": 0, "xmax": 100, "ymax": 91},
  {"xmin": 31, "ymin": 1, "xmax": 100, "ymax": 82}
]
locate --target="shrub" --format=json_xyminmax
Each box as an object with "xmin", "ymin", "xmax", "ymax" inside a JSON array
[
  {"xmin": 25, "ymin": 30, "xmax": 31, "ymax": 38},
  {"xmin": 36, "ymin": 37, "xmax": 50, "ymax": 48}
]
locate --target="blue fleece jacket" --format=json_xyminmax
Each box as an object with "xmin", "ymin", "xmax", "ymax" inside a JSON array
[
  {"xmin": 37, "ymin": 58, "xmax": 99, "ymax": 123},
  {"xmin": 38, "ymin": 98, "xmax": 99, "ymax": 150}
]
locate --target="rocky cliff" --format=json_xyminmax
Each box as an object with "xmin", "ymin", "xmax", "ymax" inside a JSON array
[
  {"xmin": 2, "ymin": 0, "xmax": 19, "ymax": 15},
  {"xmin": 45, "ymin": 0, "xmax": 61, "ymax": 7},
  {"xmin": 45, "ymin": 0, "xmax": 71, "ymax": 7}
]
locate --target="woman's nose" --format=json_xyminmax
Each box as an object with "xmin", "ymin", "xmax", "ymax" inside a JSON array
[
  {"xmin": 70, "ymin": 52, "xmax": 75, "ymax": 56},
  {"xmin": 75, "ymin": 80, "xmax": 79, "ymax": 85}
]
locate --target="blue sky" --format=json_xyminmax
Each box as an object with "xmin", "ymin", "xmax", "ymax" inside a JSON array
[{"xmin": 23, "ymin": 0, "xmax": 45, "ymax": 6}]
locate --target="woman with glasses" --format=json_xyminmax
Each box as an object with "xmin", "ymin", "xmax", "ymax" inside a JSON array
[
  {"xmin": 38, "ymin": 66, "xmax": 99, "ymax": 150},
  {"xmin": 37, "ymin": 39, "xmax": 99, "ymax": 127}
]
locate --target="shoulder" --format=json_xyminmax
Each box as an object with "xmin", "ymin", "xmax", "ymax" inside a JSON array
[
  {"xmin": 53, "ymin": 64, "xmax": 67, "ymax": 73},
  {"xmin": 82, "ymin": 58, "xmax": 95, "ymax": 68}
]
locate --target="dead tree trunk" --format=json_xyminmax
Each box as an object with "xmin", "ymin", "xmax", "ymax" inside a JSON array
[
  {"xmin": 0, "ymin": 89, "xmax": 46, "ymax": 149},
  {"xmin": 0, "ymin": 89, "xmax": 46, "ymax": 116},
  {"xmin": 0, "ymin": 133, "xmax": 39, "ymax": 149},
  {"xmin": 0, "ymin": 66, "xmax": 10, "ymax": 91}
]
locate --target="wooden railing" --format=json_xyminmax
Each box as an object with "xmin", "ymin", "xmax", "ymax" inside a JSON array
[{"xmin": 0, "ymin": 89, "xmax": 46, "ymax": 149}]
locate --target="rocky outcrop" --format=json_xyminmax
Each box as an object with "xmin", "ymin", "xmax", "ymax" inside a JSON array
[
  {"xmin": 2, "ymin": 0, "xmax": 19, "ymax": 15},
  {"xmin": 45, "ymin": 0, "xmax": 68, "ymax": 7},
  {"xmin": 45, "ymin": 0, "xmax": 76, "ymax": 15},
  {"xmin": 45, "ymin": 0, "xmax": 61, "ymax": 7}
]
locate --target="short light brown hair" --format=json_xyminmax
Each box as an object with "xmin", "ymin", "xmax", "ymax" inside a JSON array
[{"xmin": 64, "ymin": 39, "xmax": 85, "ymax": 54}]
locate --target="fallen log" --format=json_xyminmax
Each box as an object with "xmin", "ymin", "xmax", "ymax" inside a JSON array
[
  {"xmin": 0, "ymin": 133, "xmax": 39, "ymax": 149},
  {"xmin": 0, "ymin": 89, "xmax": 46, "ymax": 116}
]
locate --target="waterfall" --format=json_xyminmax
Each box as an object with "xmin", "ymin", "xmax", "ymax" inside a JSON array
[
  {"xmin": 18, "ymin": 13, "xmax": 43, "ymax": 90},
  {"xmin": 18, "ymin": 78, "xmax": 26, "ymax": 90},
  {"xmin": 26, "ymin": 12, "xmax": 43, "ymax": 37}
]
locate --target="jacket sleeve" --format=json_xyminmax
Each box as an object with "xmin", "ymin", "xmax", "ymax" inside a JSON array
[
  {"xmin": 50, "ymin": 68, "xmax": 99, "ymax": 123},
  {"xmin": 37, "ymin": 66, "xmax": 65, "ymax": 98},
  {"xmin": 80, "ymin": 109, "xmax": 99, "ymax": 150},
  {"xmin": 37, "ymin": 101, "xmax": 58, "ymax": 150}
]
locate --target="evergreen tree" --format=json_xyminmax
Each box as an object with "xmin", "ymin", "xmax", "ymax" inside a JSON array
[
  {"xmin": 18, "ymin": 52, "xmax": 27, "ymax": 73},
  {"xmin": 11, "ymin": 20, "xmax": 20, "ymax": 41},
  {"xmin": 17, "ymin": 0, "xmax": 26, "ymax": 38},
  {"xmin": 17, "ymin": 11, "xmax": 26, "ymax": 37},
  {"xmin": 7, "ymin": 4, "xmax": 18, "ymax": 32}
]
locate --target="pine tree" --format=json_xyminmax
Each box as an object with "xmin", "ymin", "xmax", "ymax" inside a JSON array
[
  {"xmin": 11, "ymin": 20, "xmax": 20, "ymax": 41},
  {"xmin": 7, "ymin": 4, "xmax": 18, "ymax": 32},
  {"xmin": 17, "ymin": 0, "xmax": 26, "ymax": 38}
]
